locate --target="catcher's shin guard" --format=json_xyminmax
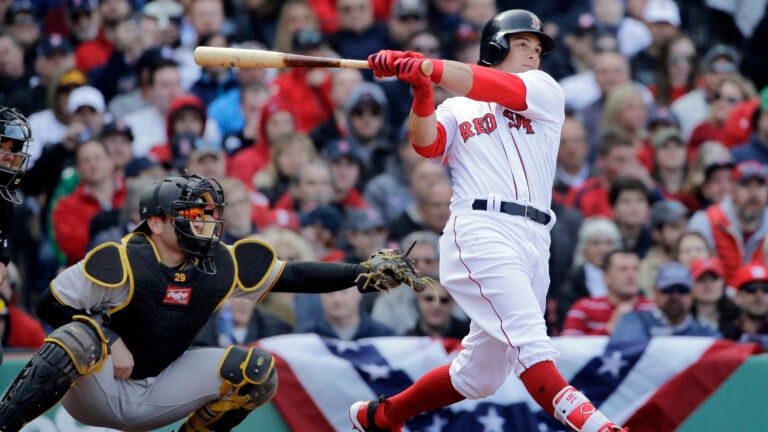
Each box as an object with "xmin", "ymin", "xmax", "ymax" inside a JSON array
[
  {"xmin": 181, "ymin": 346, "xmax": 277, "ymax": 432},
  {"xmin": 0, "ymin": 316, "xmax": 109, "ymax": 431}
]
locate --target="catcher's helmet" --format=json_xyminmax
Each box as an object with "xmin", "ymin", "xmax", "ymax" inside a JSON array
[
  {"xmin": 0, "ymin": 107, "xmax": 32, "ymax": 204},
  {"xmin": 478, "ymin": 9, "xmax": 556, "ymax": 67},
  {"xmin": 135, "ymin": 175, "xmax": 226, "ymax": 274}
]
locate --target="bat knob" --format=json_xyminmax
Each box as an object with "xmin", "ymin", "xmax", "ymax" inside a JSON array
[{"xmin": 420, "ymin": 60, "xmax": 433, "ymax": 77}]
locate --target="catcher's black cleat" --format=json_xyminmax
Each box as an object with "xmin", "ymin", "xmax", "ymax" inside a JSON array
[{"xmin": 349, "ymin": 396, "xmax": 403, "ymax": 432}]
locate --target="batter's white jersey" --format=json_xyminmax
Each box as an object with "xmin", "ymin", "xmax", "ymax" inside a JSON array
[
  {"xmin": 435, "ymin": 69, "xmax": 565, "ymax": 214},
  {"xmin": 433, "ymin": 69, "xmax": 567, "ymax": 387}
]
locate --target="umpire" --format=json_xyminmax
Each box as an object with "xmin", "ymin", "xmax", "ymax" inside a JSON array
[{"xmin": 0, "ymin": 174, "xmax": 425, "ymax": 431}]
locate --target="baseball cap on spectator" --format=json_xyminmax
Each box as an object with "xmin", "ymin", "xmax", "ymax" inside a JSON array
[
  {"xmin": 731, "ymin": 161, "xmax": 768, "ymax": 184},
  {"xmin": 643, "ymin": 0, "xmax": 681, "ymax": 26},
  {"xmin": 697, "ymin": 142, "xmax": 735, "ymax": 178},
  {"xmin": 101, "ymin": 119, "xmax": 134, "ymax": 141},
  {"xmin": 651, "ymin": 127, "xmax": 684, "ymax": 149},
  {"xmin": 650, "ymin": 199, "xmax": 687, "ymax": 227},
  {"xmin": 346, "ymin": 82, "xmax": 388, "ymax": 118},
  {"xmin": 189, "ymin": 147, "xmax": 225, "ymax": 165},
  {"xmin": 142, "ymin": 0, "xmax": 184, "ymax": 29},
  {"xmin": 322, "ymin": 139, "xmax": 364, "ymax": 165},
  {"xmin": 37, "ymin": 33, "xmax": 73, "ymax": 57},
  {"xmin": 57, "ymin": 68, "xmax": 87, "ymax": 91},
  {"xmin": 731, "ymin": 263, "xmax": 768, "ymax": 290},
  {"xmin": 689, "ymin": 257, "xmax": 725, "ymax": 281},
  {"xmin": 655, "ymin": 262, "xmax": 694, "ymax": 292},
  {"xmin": 394, "ymin": 0, "xmax": 427, "ymax": 19},
  {"xmin": 702, "ymin": 45, "xmax": 740, "ymax": 74},
  {"xmin": 292, "ymin": 29, "xmax": 324, "ymax": 51},
  {"xmin": 125, "ymin": 156, "xmax": 161, "ymax": 178},
  {"xmin": 67, "ymin": 85, "xmax": 106, "ymax": 114},
  {"xmin": 67, "ymin": 0, "xmax": 99, "ymax": 15},
  {"xmin": 5, "ymin": 0, "xmax": 38, "ymax": 25},
  {"xmin": 170, "ymin": 132, "xmax": 205, "ymax": 169},
  {"xmin": 647, "ymin": 106, "xmax": 680, "ymax": 129},
  {"xmin": 300, "ymin": 205, "xmax": 344, "ymax": 236},
  {"xmin": 345, "ymin": 207, "xmax": 387, "ymax": 232}
]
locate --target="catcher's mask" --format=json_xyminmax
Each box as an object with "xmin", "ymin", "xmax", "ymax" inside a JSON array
[
  {"xmin": 135, "ymin": 174, "xmax": 226, "ymax": 274},
  {"xmin": 0, "ymin": 106, "xmax": 32, "ymax": 204},
  {"xmin": 477, "ymin": 9, "xmax": 556, "ymax": 67}
]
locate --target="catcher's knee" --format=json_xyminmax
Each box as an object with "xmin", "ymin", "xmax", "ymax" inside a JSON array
[
  {"xmin": 217, "ymin": 346, "xmax": 277, "ymax": 410},
  {"xmin": 47, "ymin": 315, "xmax": 110, "ymax": 375}
]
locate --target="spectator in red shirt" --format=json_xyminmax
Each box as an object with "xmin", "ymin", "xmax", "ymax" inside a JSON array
[
  {"xmin": 299, "ymin": 205, "xmax": 346, "ymax": 262},
  {"xmin": 321, "ymin": 138, "xmax": 368, "ymax": 211},
  {"xmin": 230, "ymin": 99, "xmax": 302, "ymax": 191},
  {"xmin": 567, "ymin": 132, "xmax": 646, "ymax": 218},
  {"xmin": 562, "ymin": 249, "xmax": 656, "ymax": 336},
  {"xmin": 269, "ymin": 29, "xmax": 334, "ymax": 132},
  {"xmin": 0, "ymin": 262, "xmax": 45, "ymax": 350},
  {"xmin": 51, "ymin": 139, "xmax": 126, "ymax": 266}
]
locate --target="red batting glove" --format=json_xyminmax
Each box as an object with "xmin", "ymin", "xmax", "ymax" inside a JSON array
[
  {"xmin": 395, "ymin": 57, "xmax": 434, "ymax": 117},
  {"xmin": 395, "ymin": 57, "xmax": 431, "ymax": 90},
  {"xmin": 367, "ymin": 50, "xmax": 423, "ymax": 79}
]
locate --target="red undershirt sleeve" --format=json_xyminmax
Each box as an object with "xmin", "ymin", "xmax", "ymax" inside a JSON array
[
  {"xmin": 411, "ymin": 122, "xmax": 447, "ymax": 158},
  {"xmin": 466, "ymin": 64, "xmax": 528, "ymax": 110}
]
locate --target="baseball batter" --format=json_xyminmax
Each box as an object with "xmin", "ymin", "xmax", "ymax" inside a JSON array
[
  {"xmin": 350, "ymin": 10, "xmax": 628, "ymax": 432},
  {"xmin": 0, "ymin": 174, "xmax": 423, "ymax": 432}
]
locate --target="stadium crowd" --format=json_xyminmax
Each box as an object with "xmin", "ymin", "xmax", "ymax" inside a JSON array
[{"xmin": 2, "ymin": 0, "xmax": 768, "ymax": 355}]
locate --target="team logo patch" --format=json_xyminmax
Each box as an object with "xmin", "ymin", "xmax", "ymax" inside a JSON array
[
  {"xmin": 164, "ymin": 286, "xmax": 192, "ymax": 305},
  {"xmin": 531, "ymin": 14, "xmax": 541, "ymax": 30}
]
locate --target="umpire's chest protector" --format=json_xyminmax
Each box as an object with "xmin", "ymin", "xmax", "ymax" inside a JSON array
[{"xmin": 109, "ymin": 234, "xmax": 237, "ymax": 379}]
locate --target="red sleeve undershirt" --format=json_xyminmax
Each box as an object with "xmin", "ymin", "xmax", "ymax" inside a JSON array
[
  {"xmin": 412, "ymin": 122, "xmax": 447, "ymax": 158},
  {"xmin": 466, "ymin": 64, "xmax": 528, "ymax": 110},
  {"xmin": 411, "ymin": 65, "xmax": 528, "ymax": 159}
]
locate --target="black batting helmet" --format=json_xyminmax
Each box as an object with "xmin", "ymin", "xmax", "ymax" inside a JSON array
[
  {"xmin": 135, "ymin": 174, "xmax": 226, "ymax": 274},
  {"xmin": 478, "ymin": 9, "xmax": 556, "ymax": 67},
  {"xmin": 0, "ymin": 107, "xmax": 32, "ymax": 204}
]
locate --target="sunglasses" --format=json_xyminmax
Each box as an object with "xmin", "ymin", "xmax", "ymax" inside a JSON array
[
  {"xmin": 713, "ymin": 93, "xmax": 741, "ymax": 104},
  {"xmin": 339, "ymin": 4, "xmax": 367, "ymax": 13},
  {"xmin": 351, "ymin": 106, "xmax": 382, "ymax": 117},
  {"xmin": 660, "ymin": 285, "xmax": 691, "ymax": 295},
  {"xmin": 422, "ymin": 295, "xmax": 451, "ymax": 305},
  {"xmin": 741, "ymin": 282, "xmax": 768, "ymax": 294},
  {"xmin": 398, "ymin": 14, "xmax": 424, "ymax": 22}
]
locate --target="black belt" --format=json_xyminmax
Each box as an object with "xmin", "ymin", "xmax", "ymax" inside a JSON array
[{"xmin": 472, "ymin": 199, "xmax": 551, "ymax": 225}]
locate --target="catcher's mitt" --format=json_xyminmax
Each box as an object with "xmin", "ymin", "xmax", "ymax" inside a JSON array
[{"xmin": 355, "ymin": 248, "xmax": 434, "ymax": 293}]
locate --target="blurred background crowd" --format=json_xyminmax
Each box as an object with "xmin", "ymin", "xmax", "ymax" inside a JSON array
[{"xmin": 2, "ymin": 0, "xmax": 768, "ymax": 355}]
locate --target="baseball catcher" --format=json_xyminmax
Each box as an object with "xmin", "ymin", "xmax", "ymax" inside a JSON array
[{"xmin": 0, "ymin": 174, "xmax": 425, "ymax": 432}]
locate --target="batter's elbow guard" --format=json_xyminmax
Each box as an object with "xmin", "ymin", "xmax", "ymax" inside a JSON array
[{"xmin": 0, "ymin": 316, "xmax": 109, "ymax": 431}]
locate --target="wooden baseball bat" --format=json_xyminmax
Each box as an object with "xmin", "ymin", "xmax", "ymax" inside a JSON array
[{"xmin": 193, "ymin": 46, "xmax": 433, "ymax": 76}]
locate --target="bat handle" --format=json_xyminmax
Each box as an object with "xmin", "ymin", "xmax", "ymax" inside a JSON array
[{"xmin": 420, "ymin": 60, "xmax": 433, "ymax": 77}]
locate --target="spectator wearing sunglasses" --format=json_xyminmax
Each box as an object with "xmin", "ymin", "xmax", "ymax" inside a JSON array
[
  {"xmin": 406, "ymin": 279, "xmax": 469, "ymax": 340},
  {"xmin": 723, "ymin": 263, "xmax": 768, "ymax": 350},
  {"xmin": 343, "ymin": 82, "xmax": 391, "ymax": 178},
  {"xmin": 611, "ymin": 262, "xmax": 721, "ymax": 341},
  {"xmin": 688, "ymin": 75, "xmax": 756, "ymax": 158},
  {"xmin": 687, "ymin": 161, "xmax": 768, "ymax": 285}
]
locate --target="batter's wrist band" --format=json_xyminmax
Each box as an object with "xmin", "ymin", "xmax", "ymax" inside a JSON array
[
  {"xmin": 411, "ymin": 85, "xmax": 435, "ymax": 117},
  {"xmin": 429, "ymin": 59, "xmax": 444, "ymax": 84}
]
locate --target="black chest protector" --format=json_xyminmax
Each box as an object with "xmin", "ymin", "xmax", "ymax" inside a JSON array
[{"xmin": 109, "ymin": 235, "xmax": 236, "ymax": 379}]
